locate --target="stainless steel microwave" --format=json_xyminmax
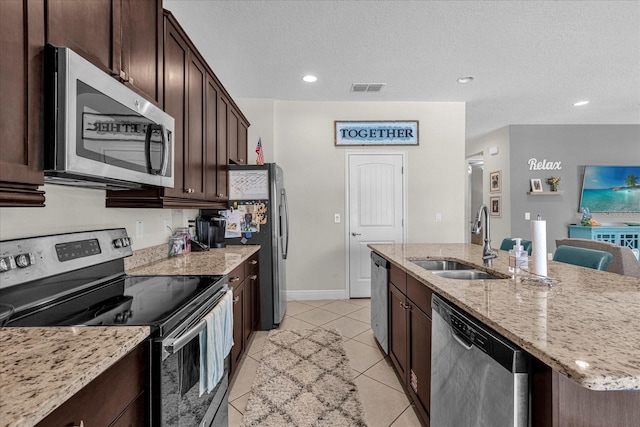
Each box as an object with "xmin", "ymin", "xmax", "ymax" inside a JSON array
[{"xmin": 44, "ymin": 45, "xmax": 174, "ymax": 190}]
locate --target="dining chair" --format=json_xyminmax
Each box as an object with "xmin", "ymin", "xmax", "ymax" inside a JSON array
[
  {"xmin": 499, "ymin": 238, "xmax": 533, "ymax": 255},
  {"xmin": 552, "ymin": 245, "xmax": 613, "ymax": 271},
  {"xmin": 555, "ymin": 238, "xmax": 640, "ymax": 279}
]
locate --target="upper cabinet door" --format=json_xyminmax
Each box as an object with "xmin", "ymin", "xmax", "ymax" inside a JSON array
[
  {"xmin": 46, "ymin": 0, "xmax": 162, "ymax": 105},
  {"xmin": 46, "ymin": 0, "xmax": 119, "ymax": 76},
  {"xmin": 0, "ymin": 0, "xmax": 45, "ymax": 206},
  {"xmin": 120, "ymin": 0, "xmax": 163, "ymax": 105}
]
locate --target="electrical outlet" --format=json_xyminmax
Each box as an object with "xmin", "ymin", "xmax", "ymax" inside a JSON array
[
  {"xmin": 435, "ymin": 213, "xmax": 442, "ymax": 223},
  {"xmin": 525, "ymin": 212, "xmax": 531, "ymax": 220},
  {"xmin": 334, "ymin": 214, "xmax": 341, "ymax": 223},
  {"xmin": 136, "ymin": 220, "xmax": 144, "ymax": 238}
]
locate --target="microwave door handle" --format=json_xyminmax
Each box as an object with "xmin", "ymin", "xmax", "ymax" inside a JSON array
[
  {"xmin": 159, "ymin": 125, "xmax": 169, "ymax": 177},
  {"xmin": 144, "ymin": 124, "xmax": 166, "ymax": 175}
]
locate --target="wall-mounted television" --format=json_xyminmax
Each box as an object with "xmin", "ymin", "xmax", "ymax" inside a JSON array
[{"xmin": 579, "ymin": 165, "xmax": 640, "ymax": 213}]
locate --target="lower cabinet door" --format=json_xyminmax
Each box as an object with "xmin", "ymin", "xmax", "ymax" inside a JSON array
[
  {"xmin": 409, "ymin": 304, "xmax": 432, "ymax": 422},
  {"xmin": 230, "ymin": 282, "xmax": 244, "ymax": 377},
  {"xmin": 389, "ymin": 283, "xmax": 408, "ymax": 383}
]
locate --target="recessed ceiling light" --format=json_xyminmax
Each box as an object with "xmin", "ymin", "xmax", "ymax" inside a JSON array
[
  {"xmin": 457, "ymin": 76, "xmax": 474, "ymax": 84},
  {"xmin": 302, "ymin": 75, "xmax": 317, "ymax": 83},
  {"xmin": 573, "ymin": 100, "xmax": 589, "ymax": 106}
]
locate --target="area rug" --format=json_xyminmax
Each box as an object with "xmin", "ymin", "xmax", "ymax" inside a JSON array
[{"xmin": 241, "ymin": 328, "xmax": 368, "ymax": 426}]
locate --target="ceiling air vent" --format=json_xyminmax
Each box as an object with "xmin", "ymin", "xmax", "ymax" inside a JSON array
[{"xmin": 351, "ymin": 83, "xmax": 386, "ymax": 93}]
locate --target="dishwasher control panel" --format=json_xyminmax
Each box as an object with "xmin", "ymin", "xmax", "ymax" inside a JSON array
[{"xmin": 450, "ymin": 313, "xmax": 489, "ymax": 352}]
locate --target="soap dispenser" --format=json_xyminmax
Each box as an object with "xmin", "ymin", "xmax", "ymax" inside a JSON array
[{"xmin": 509, "ymin": 238, "xmax": 529, "ymax": 274}]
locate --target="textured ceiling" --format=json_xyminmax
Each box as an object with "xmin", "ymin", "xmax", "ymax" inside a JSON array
[{"xmin": 163, "ymin": 0, "xmax": 640, "ymax": 144}]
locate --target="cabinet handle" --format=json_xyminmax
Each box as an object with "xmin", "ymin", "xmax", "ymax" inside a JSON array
[
  {"xmin": 184, "ymin": 188, "xmax": 195, "ymax": 194},
  {"xmin": 249, "ymin": 275, "xmax": 258, "ymax": 280},
  {"xmin": 229, "ymin": 276, "xmax": 240, "ymax": 283},
  {"xmin": 119, "ymin": 69, "xmax": 127, "ymax": 81},
  {"xmin": 239, "ymin": 158, "xmax": 244, "ymax": 163},
  {"xmin": 71, "ymin": 422, "xmax": 84, "ymax": 427},
  {"xmin": 218, "ymin": 193, "xmax": 224, "ymax": 197},
  {"xmin": 250, "ymin": 260, "xmax": 258, "ymax": 265},
  {"xmin": 232, "ymin": 296, "xmax": 240, "ymax": 304}
]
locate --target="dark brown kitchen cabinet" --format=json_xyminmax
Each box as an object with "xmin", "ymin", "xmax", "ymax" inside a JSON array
[
  {"xmin": 45, "ymin": 0, "xmax": 163, "ymax": 105},
  {"xmin": 228, "ymin": 252, "xmax": 260, "ymax": 380},
  {"xmin": 389, "ymin": 283, "xmax": 408, "ymax": 384},
  {"xmin": 388, "ymin": 261, "xmax": 432, "ymax": 427},
  {"xmin": 0, "ymin": 0, "xmax": 45, "ymax": 206},
  {"xmin": 106, "ymin": 10, "xmax": 248, "ymax": 208},
  {"xmin": 36, "ymin": 342, "xmax": 147, "ymax": 427},
  {"xmin": 227, "ymin": 107, "xmax": 249, "ymax": 165}
]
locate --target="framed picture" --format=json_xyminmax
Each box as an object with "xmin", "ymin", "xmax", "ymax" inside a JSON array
[
  {"xmin": 335, "ymin": 120, "xmax": 419, "ymax": 146},
  {"xmin": 490, "ymin": 170, "xmax": 501, "ymax": 193},
  {"xmin": 490, "ymin": 196, "xmax": 501, "ymax": 217},
  {"xmin": 530, "ymin": 178, "xmax": 543, "ymax": 193}
]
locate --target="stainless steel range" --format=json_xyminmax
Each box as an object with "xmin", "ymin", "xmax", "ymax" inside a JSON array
[{"xmin": 0, "ymin": 228, "xmax": 229, "ymax": 427}]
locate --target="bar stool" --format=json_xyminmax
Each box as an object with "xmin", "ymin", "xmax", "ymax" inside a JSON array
[{"xmin": 552, "ymin": 245, "xmax": 613, "ymax": 271}]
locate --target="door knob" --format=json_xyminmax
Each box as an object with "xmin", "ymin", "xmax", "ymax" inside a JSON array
[{"xmin": 351, "ymin": 232, "xmax": 361, "ymax": 236}]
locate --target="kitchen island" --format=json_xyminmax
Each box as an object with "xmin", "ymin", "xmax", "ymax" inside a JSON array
[{"xmin": 370, "ymin": 243, "xmax": 640, "ymax": 426}]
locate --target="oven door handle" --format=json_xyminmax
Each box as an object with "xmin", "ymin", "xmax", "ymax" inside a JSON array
[
  {"xmin": 162, "ymin": 318, "xmax": 208, "ymax": 355},
  {"xmin": 161, "ymin": 286, "xmax": 232, "ymax": 358}
]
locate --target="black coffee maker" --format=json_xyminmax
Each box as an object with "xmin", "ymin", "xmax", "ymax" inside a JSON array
[{"xmin": 196, "ymin": 215, "xmax": 226, "ymax": 249}]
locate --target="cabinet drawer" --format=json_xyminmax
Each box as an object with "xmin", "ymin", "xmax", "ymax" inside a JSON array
[
  {"xmin": 228, "ymin": 263, "xmax": 246, "ymax": 287},
  {"xmin": 37, "ymin": 342, "xmax": 146, "ymax": 427},
  {"xmin": 245, "ymin": 252, "xmax": 259, "ymax": 276},
  {"xmin": 407, "ymin": 274, "xmax": 433, "ymax": 318},
  {"xmin": 389, "ymin": 263, "xmax": 407, "ymax": 294}
]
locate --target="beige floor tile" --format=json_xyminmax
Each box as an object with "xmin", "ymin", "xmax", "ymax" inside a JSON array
[
  {"xmin": 285, "ymin": 300, "xmax": 315, "ymax": 316},
  {"xmin": 297, "ymin": 299, "xmax": 334, "ymax": 307},
  {"xmin": 349, "ymin": 298, "xmax": 372, "ymax": 307},
  {"xmin": 363, "ymin": 357, "xmax": 404, "ymax": 393},
  {"xmin": 321, "ymin": 300, "xmax": 362, "ymax": 316},
  {"xmin": 355, "ymin": 374, "xmax": 411, "ymax": 427},
  {"xmin": 228, "ymin": 404, "xmax": 243, "ymax": 427},
  {"xmin": 293, "ymin": 307, "xmax": 342, "ymax": 326},
  {"xmin": 230, "ymin": 391, "xmax": 251, "ymax": 414},
  {"xmin": 346, "ymin": 306, "xmax": 371, "ymax": 323},
  {"xmin": 343, "ymin": 338, "xmax": 385, "ymax": 373},
  {"xmin": 278, "ymin": 315, "xmax": 316, "ymax": 330},
  {"xmin": 322, "ymin": 316, "xmax": 370, "ymax": 338},
  {"xmin": 229, "ymin": 356, "xmax": 259, "ymax": 401},
  {"xmin": 246, "ymin": 330, "xmax": 269, "ymax": 356},
  {"xmin": 352, "ymin": 328, "xmax": 379, "ymax": 349},
  {"xmin": 390, "ymin": 405, "xmax": 423, "ymax": 427}
]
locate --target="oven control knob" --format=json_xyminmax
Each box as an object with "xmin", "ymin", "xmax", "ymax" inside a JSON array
[
  {"xmin": 15, "ymin": 253, "xmax": 34, "ymax": 268},
  {"xmin": 115, "ymin": 313, "xmax": 124, "ymax": 322},
  {"xmin": 113, "ymin": 238, "xmax": 123, "ymax": 248},
  {"xmin": 0, "ymin": 257, "xmax": 14, "ymax": 272}
]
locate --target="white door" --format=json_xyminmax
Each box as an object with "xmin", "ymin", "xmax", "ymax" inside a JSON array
[{"xmin": 347, "ymin": 153, "xmax": 405, "ymax": 298}]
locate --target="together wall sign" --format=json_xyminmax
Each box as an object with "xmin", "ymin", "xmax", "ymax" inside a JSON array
[{"xmin": 335, "ymin": 121, "xmax": 419, "ymax": 146}]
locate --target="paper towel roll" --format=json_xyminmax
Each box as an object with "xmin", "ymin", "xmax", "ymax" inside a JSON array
[{"xmin": 531, "ymin": 219, "xmax": 547, "ymax": 276}]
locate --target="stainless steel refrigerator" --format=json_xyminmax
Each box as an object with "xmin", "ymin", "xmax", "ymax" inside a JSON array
[{"xmin": 203, "ymin": 163, "xmax": 289, "ymax": 329}]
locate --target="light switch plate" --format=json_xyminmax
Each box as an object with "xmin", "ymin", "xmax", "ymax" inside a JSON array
[
  {"xmin": 334, "ymin": 214, "xmax": 341, "ymax": 223},
  {"xmin": 136, "ymin": 220, "xmax": 144, "ymax": 238},
  {"xmin": 435, "ymin": 213, "xmax": 442, "ymax": 222}
]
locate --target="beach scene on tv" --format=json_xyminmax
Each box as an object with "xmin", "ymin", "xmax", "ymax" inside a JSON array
[{"xmin": 579, "ymin": 165, "xmax": 640, "ymax": 213}]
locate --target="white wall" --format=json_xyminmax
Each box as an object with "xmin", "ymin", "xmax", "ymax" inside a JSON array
[
  {"xmin": 0, "ymin": 185, "xmax": 198, "ymax": 249},
  {"xmin": 236, "ymin": 98, "xmax": 276, "ymax": 165},
  {"xmin": 239, "ymin": 99, "xmax": 466, "ymax": 295},
  {"xmin": 466, "ymin": 127, "xmax": 512, "ymax": 246}
]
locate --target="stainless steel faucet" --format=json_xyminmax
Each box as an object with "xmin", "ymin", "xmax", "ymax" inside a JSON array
[{"xmin": 472, "ymin": 204, "xmax": 498, "ymax": 267}]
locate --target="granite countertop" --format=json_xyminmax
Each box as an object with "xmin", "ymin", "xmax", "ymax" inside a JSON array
[
  {"xmin": 126, "ymin": 245, "xmax": 260, "ymax": 276},
  {"xmin": 369, "ymin": 243, "xmax": 640, "ymax": 391},
  {"xmin": 0, "ymin": 326, "xmax": 150, "ymax": 427}
]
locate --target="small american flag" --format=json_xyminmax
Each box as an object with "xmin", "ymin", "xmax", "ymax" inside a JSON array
[{"xmin": 256, "ymin": 137, "xmax": 264, "ymax": 165}]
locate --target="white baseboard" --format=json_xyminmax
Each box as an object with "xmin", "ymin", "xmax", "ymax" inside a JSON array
[{"xmin": 287, "ymin": 289, "xmax": 348, "ymax": 301}]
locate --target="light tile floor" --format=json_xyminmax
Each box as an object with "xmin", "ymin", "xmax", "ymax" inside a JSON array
[{"xmin": 228, "ymin": 298, "xmax": 423, "ymax": 427}]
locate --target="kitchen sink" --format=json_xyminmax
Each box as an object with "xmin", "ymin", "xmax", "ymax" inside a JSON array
[
  {"xmin": 431, "ymin": 270, "xmax": 507, "ymax": 280},
  {"xmin": 411, "ymin": 260, "xmax": 475, "ymax": 271}
]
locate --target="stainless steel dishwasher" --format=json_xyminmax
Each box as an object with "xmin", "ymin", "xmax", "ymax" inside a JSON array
[
  {"xmin": 370, "ymin": 252, "xmax": 389, "ymax": 354},
  {"xmin": 431, "ymin": 294, "xmax": 529, "ymax": 427}
]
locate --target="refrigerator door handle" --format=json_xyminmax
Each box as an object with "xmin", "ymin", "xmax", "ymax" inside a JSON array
[{"xmin": 281, "ymin": 188, "xmax": 290, "ymax": 259}]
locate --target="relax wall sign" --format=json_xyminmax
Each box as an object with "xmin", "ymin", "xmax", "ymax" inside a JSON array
[
  {"xmin": 528, "ymin": 158, "xmax": 562, "ymax": 170},
  {"xmin": 335, "ymin": 120, "xmax": 419, "ymax": 146}
]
